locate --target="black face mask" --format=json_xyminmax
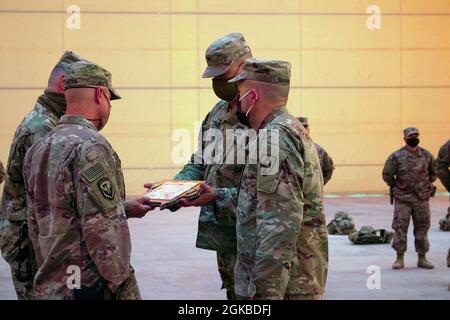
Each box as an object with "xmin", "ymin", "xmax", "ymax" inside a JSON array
[
  {"xmin": 212, "ymin": 78, "xmax": 238, "ymax": 102},
  {"xmin": 406, "ymin": 138, "xmax": 420, "ymax": 147},
  {"xmin": 236, "ymin": 97, "xmax": 250, "ymax": 127}
]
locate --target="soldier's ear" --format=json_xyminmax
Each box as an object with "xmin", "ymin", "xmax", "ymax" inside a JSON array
[
  {"xmin": 250, "ymin": 88, "xmax": 258, "ymax": 104},
  {"xmin": 94, "ymin": 87, "xmax": 103, "ymax": 105}
]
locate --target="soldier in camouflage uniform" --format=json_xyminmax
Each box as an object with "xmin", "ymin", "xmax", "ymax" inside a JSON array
[
  {"xmin": 190, "ymin": 59, "xmax": 327, "ymax": 299},
  {"xmin": 435, "ymin": 139, "xmax": 450, "ymax": 290},
  {"xmin": 146, "ymin": 33, "xmax": 252, "ymax": 300},
  {"xmin": 382, "ymin": 127, "xmax": 437, "ymax": 270},
  {"xmin": 436, "ymin": 139, "xmax": 450, "ymax": 226},
  {"xmin": 0, "ymin": 51, "xmax": 85, "ymax": 299},
  {"xmin": 297, "ymin": 117, "xmax": 335, "ymax": 185},
  {"xmin": 23, "ymin": 60, "xmax": 152, "ymax": 300},
  {"xmin": 0, "ymin": 161, "xmax": 5, "ymax": 184}
]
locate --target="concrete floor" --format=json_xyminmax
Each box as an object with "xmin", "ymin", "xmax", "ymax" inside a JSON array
[{"xmin": 0, "ymin": 195, "xmax": 449, "ymax": 300}]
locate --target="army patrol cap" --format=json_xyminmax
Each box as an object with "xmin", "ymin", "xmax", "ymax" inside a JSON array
[
  {"xmin": 297, "ymin": 117, "xmax": 309, "ymax": 126},
  {"xmin": 64, "ymin": 60, "xmax": 121, "ymax": 100},
  {"xmin": 228, "ymin": 58, "xmax": 291, "ymax": 86},
  {"xmin": 403, "ymin": 127, "xmax": 420, "ymax": 137},
  {"xmin": 54, "ymin": 51, "xmax": 85, "ymax": 72},
  {"xmin": 202, "ymin": 32, "xmax": 251, "ymax": 78}
]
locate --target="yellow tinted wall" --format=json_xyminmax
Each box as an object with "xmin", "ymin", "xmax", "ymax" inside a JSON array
[{"xmin": 0, "ymin": 0, "xmax": 449, "ymax": 195}]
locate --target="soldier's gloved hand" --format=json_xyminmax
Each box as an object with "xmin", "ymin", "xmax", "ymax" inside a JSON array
[
  {"xmin": 124, "ymin": 197, "xmax": 155, "ymax": 219},
  {"xmin": 178, "ymin": 182, "xmax": 216, "ymax": 207}
]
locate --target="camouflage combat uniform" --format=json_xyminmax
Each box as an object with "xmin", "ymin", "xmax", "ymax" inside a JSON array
[
  {"xmin": 221, "ymin": 106, "xmax": 326, "ymax": 299},
  {"xmin": 436, "ymin": 139, "xmax": 450, "ymax": 216},
  {"xmin": 218, "ymin": 59, "xmax": 327, "ymax": 300},
  {"xmin": 382, "ymin": 143, "xmax": 437, "ymax": 255},
  {"xmin": 22, "ymin": 61, "xmax": 139, "ymax": 300},
  {"xmin": 436, "ymin": 139, "xmax": 450, "ymax": 284},
  {"xmin": 0, "ymin": 161, "xmax": 5, "ymax": 184},
  {"xmin": 297, "ymin": 117, "xmax": 335, "ymax": 185},
  {"xmin": 0, "ymin": 51, "xmax": 84, "ymax": 299},
  {"xmin": 174, "ymin": 33, "xmax": 250, "ymax": 299},
  {"xmin": 315, "ymin": 143, "xmax": 334, "ymax": 185},
  {"xmin": 24, "ymin": 115, "xmax": 140, "ymax": 300}
]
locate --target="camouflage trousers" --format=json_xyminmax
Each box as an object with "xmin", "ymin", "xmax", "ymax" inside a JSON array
[
  {"xmin": 392, "ymin": 200, "xmax": 430, "ymax": 254},
  {"xmin": 447, "ymin": 248, "xmax": 450, "ymax": 268},
  {"xmin": 0, "ymin": 219, "xmax": 38, "ymax": 300},
  {"xmin": 216, "ymin": 250, "xmax": 237, "ymax": 300},
  {"xmin": 296, "ymin": 221, "xmax": 329, "ymax": 296},
  {"xmin": 114, "ymin": 271, "xmax": 141, "ymax": 300}
]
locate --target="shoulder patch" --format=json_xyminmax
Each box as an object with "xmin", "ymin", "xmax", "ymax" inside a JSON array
[
  {"xmin": 82, "ymin": 162, "xmax": 107, "ymax": 183},
  {"xmin": 97, "ymin": 177, "xmax": 115, "ymax": 200},
  {"xmin": 86, "ymin": 147, "xmax": 100, "ymax": 162},
  {"xmin": 80, "ymin": 161, "xmax": 120, "ymax": 213}
]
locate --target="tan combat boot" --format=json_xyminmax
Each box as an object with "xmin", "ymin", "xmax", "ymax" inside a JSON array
[
  {"xmin": 417, "ymin": 254, "xmax": 434, "ymax": 269},
  {"xmin": 392, "ymin": 253, "xmax": 404, "ymax": 269}
]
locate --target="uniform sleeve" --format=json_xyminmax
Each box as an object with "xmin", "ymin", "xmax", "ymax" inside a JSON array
[
  {"xmin": 436, "ymin": 143, "xmax": 450, "ymax": 191},
  {"xmin": 253, "ymin": 138, "xmax": 304, "ymax": 300},
  {"xmin": 74, "ymin": 143, "xmax": 138, "ymax": 297},
  {"xmin": 0, "ymin": 134, "xmax": 31, "ymax": 220},
  {"xmin": 25, "ymin": 194, "xmax": 44, "ymax": 267},
  {"xmin": 428, "ymin": 154, "xmax": 437, "ymax": 183},
  {"xmin": 22, "ymin": 152, "xmax": 44, "ymax": 267},
  {"xmin": 173, "ymin": 154, "xmax": 205, "ymax": 181},
  {"xmin": 0, "ymin": 161, "xmax": 5, "ymax": 184},
  {"xmin": 382, "ymin": 154, "xmax": 397, "ymax": 187},
  {"xmin": 214, "ymin": 187, "xmax": 238, "ymax": 209},
  {"xmin": 321, "ymin": 151, "xmax": 335, "ymax": 185}
]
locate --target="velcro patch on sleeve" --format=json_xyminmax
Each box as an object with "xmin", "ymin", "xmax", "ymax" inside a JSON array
[
  {"xmin": 82, "ymin": 162, "xmax": 107, "ymax": 183},
  {"xmin": 86, "ymin": 147, "xmax": 100, "ymax": 162},
  {"xmin": 80, "ymin": 161, "xmax": 120, "ymax": 213}
]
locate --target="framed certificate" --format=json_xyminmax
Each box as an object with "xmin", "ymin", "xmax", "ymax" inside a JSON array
[{"xmin": 144, "ymin": 180, "xmax": 203, "ymax": 208}]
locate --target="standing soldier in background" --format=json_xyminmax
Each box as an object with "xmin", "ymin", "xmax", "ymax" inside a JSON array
[
  {"xmin": 23, "ymin": 60, "xmax": 151, "ymax": 299},
  {"xmin": 435, "ymin": 139, "xmax": 450, "ymax": 290},
  {"xmin": 382, "ymin": 127, "xmax": 437, "ymax": 270},
  {"xmin": 298, "ymin": 117, "xmax": 335, "ymax": 185},
  {"xmin": 147, "ymin": 33, "xmax": 252, "ymax": 300},
  {"xmin": 0, "ymin": 161, "xmax": 5, "ymax": 185},
  {"xmin": 0, "ymin": 51, "xmax": 85, "ymax": 299}
]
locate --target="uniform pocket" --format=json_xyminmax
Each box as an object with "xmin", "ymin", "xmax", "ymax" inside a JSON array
[
  {"xmin": 256, "ymin": 173, "xmax": 280, "ymax": 194},
  {"xmin": 256, "ymin": 153, "xmax": 287, "ymax": 194}
]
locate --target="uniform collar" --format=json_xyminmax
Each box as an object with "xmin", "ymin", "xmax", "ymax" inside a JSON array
[
  {"xmin": 403, "ymin": 145, "xmax": 422, "ymax": 155},
  {"xmin": 59, "ymin": 115, "xmax": 98, "ymax": 131},
  {"xmin": 223, "ymin": 102, "xmax": 237, "ymax": 124},
  {"xmin": 259, "ymin": 106, "xmax": 287, "ymax": 129}
]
